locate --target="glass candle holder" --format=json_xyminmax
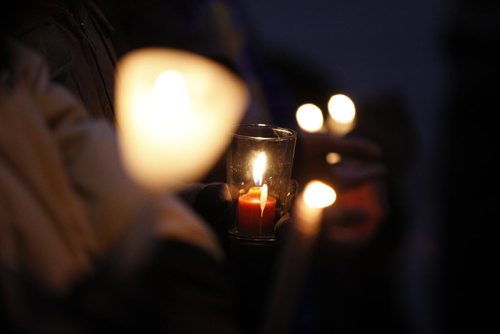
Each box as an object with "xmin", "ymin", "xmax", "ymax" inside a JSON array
[{"xmin": 227, "ymin": 124, "xmax": 297, "ymax": 240}]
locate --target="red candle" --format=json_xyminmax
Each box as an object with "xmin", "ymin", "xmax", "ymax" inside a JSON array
[{"xmin": 237, "ymin": 186, "xmax": 277, "ymax": 236}]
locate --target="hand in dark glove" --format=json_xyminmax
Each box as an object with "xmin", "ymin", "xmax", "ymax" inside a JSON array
[{"xmin": 179, "ymin": 181, "xmax": 297, "ymax": 247}]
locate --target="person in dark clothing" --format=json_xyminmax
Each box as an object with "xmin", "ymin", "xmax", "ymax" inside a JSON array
[
  {"xmin": 12, "ymin": 0, "xmax": 387, "ymax": 199},
  {"xmin": 442, "ymin": 1, "xmax": 499, "ymax": 332},
  {"xmin": 1, "ymin": 9, "xmax": 243, "ymax": 334},
  {"xmin": 13, "ymin": 0, "xmax": 117, "ymax": 122},
  {"xmin": 5, "ymin": 1, "xmax": 397, "ymax": 333}
]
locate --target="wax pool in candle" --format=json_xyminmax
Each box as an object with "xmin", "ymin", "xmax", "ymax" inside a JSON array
[{"xmin": 238, "ymin": 186, "xmax": 277, "ymax": 236}]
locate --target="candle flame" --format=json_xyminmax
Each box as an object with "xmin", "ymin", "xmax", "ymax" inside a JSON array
[
  {"xmin": 325, "ymin": 152, "xmax": 342, "ymax": 165},
  {"xmin": 153, "ymin": 70, "xmax": 190, "ymax": 114},
  {"xmin": 115, "ymin": 47, "xmax": 248, "ymax": 191},
  {"xmin": 253, "ymin": 152, "xmax": 267, "ymax": 186},
  {"xmin": 296, "ymin": 103, "xmax": 324, "ymax": 133},
  {"xmin": 326, "ymin": 94, "xmax": 356, "ymax": 136},
  {"xmin": 327, "ymin": 94, "xmax": 356, "ymax": 124},
  {"xmin": 260, "ymin": 184, "xmax": 268, "ymax": 217},
  {"xmin": 303, "ymin": 180, "xmax": 336, "ymax": 208},
  {"xmin": 143, "ymin": 70, "xmax": 192, "ymax": 137}
]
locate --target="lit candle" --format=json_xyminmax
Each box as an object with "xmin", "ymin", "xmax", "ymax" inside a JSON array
[
  {"xmin": 295, "ymin": 103, "xmax": 325, "ymax": 133},
  {"xmin": 237, "ymin": 152, "xmax": 277, "ymax": 236},
  {"xmin": 295, "ymin": 101, "xmax": 346, "ymax": 166},
  {"xmin": 262, "ymin": 180, "xmax": 336, "ymax": 334},
  {"xmin": 327, "ymin": 93, "xmax": 356, "ymax": 137},
  {"xmin": 115, "ymin": 47, "xmax": 248, "ymax": 192},
  {"xmin": 295, "ymin": 180, "xmax": 337, "ymax": 235}
]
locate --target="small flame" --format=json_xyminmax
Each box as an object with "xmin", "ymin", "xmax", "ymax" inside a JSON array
[
  {"xmin": 303, "ymin": 180, "xmax": 336, "ymax": 208},
  {"xmin": 296, "ymin": 103, "xmax": 324, "ymax": 133},
  {"xmin": 326, "ymin": 152, "xmax": 342, "ymax": 165},
  {"xmin": 253, "ymin": 152, "xmax": 267, "ymax": 186},
  {"xmin": 260, "ymin": 184, "xmax": 268, "ymax": 217},
  {"xmin": 327, "ymin": 94, "xmax": 356, "ymax": 124}
]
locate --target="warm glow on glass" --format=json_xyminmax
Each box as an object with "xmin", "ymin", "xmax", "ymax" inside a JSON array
[
  {"xmin": 296, "ymin": 103, "xmax": 324, "ymax": 133},
  {"xmin": 328, "ymin": 94, "xmax": 356, "ymax": 123},
  {"xmin": 303, "ymin": 180, "xmax": 336, "ymax": 208},
  {"xmin": 252, "ymin": 152, "xmax": 267, "ymax": 186},
  {"xmin": 116, "ymin": 47, "xmax": 248, "ymax": 191},
  {"xmin": 326, "ymin": 152, "xmax": 342, "ymax": 164}
]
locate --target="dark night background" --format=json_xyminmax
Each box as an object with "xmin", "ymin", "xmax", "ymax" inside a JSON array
[
  {"xmin": 1, "ymin": 1, "xmax": 494, "ymax": 333},
  {"xmin": 237, "ymin": 0, "xmax": 494, "ymax": 333}
]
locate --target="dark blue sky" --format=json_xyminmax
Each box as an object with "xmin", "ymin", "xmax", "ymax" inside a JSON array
[{"xmin": 239, "ymin": 0, "xmax": 448, "ymax": 153}]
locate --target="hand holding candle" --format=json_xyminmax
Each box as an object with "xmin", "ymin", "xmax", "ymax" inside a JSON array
[
  {"xmin": 294, "ymin": 93, "xmax": 387, "ymax": 247},
  {"xmin": 262, "ymin": 180, "xmax": 336, "ymax": 334}
]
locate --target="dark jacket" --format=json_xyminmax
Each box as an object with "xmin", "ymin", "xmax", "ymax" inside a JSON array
[
  {"xmin": 0, "ymin": 38, "xmax": 240, "ymax": 334},
  {"xmin": 14, "ymin": 0, "xmax": 116, "ymax": 122}
]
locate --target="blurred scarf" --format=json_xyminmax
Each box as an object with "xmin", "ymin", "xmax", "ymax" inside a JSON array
[{"xmin": 0, "ymin": 40, "xmax": 222, "ymax": 297}]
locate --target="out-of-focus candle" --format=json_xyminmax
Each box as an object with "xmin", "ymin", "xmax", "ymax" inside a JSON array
[
  {"xmin": 237, "ymin": 152, "xmax": 277, "ymax": 236},
  {"xmin": 115, "ymin": 47, "xmax": 248, "ymax": 192},
  {"xmin": 294, "ymin": 100, "xmax": 347, "ymax": 166},
  {"xmin": 295, "ymin": 103, "xmax": 324, "ymax": 133},
  {"xmin": 262, "ymin": 180, "xmax": 336, "ymax": 334},
  {"xmin": 325, "ymin": 152, "xmax": 342, "ymax": 165},
  {"xmin": 294, "ymin": 180, "xmax": 336, "ymax": 236},
  {"xmin": 327, "ymin": 93, "xmax": 356, "ymax": 136}
]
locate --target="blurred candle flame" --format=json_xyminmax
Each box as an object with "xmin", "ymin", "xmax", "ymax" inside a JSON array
[
  {"xmin": 303, "ymin": 180, "xmax": 336, "ymax": 208},
  {"xmin": 296, "ymin": 103, "xmax": 324, "ymax": 133},
  {"xmin": 264, "ymin": 179, "xmax": 336, "ymax": 334},
  {"xmin": 328, "ymin": 94, "xmax": 356, "ymax": 123},
  {"xmin": 325, "ymin": 152, "xmax": 342, "ymax": 165},
  {"xmin": 145, "ymin": 70, "xmax": 191, "ymax": 137},
  {"xmin": 327, "ymin": 94, "xmax": 356, "ymax": 136},
  {"xmin": 115, "ymin": 47, "xmax": 248, "ymax": 192},
  {"xmin": 295, "ymin": 180, "xmax": 336, "ymax": 236},
  {"xmin": 153, "ymin": 70, "xmax": 189, "ymax": 114}
]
